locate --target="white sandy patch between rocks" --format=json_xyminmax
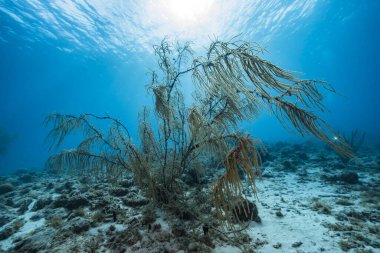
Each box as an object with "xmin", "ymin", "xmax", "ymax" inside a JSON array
[{"xmin": 0, "ymin": 199, "xmax": 45, "ymax": 251}]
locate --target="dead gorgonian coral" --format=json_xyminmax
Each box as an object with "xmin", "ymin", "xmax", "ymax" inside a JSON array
[{"xmin": 45, "ymin": 38, "xmax": 352, "ymax": 226}]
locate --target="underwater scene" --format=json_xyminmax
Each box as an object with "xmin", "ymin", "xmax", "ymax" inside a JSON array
[{"xmin": 0, "ymin": 1, "xmax": 380, "ymax": 252}]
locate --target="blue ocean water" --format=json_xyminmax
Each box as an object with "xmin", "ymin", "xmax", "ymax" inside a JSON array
[{"xmin": 0, "ymin": 0, "xmax": 379, "ymax": 175}]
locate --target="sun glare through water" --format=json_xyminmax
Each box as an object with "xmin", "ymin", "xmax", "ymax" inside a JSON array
[
  {"xmin": 163, "ymin": 0, "xmax": 214, "ymax": 26},
  {"xmin": 0, "ymin": 1, "xmax": 322, "ymax": 54}
]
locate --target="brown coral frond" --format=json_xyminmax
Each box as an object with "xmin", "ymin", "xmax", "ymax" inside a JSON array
[
  {"xmin": 45, "ymin": 149, "xmax": 124, "ymax": 181},
  {"xmin": 191, "ymin": 39, "xmax": 352, "ymax": 158},
  {"xmin": 213, "ymin": 134, "xmax": 262, "ymax": 225},
  {"xmin": 271, "ymin": 98, "xmax": 353, "ymax": 158},
  {"xmin": 44, "ymin": 38, "xmax": 352, "ymax": 229}
]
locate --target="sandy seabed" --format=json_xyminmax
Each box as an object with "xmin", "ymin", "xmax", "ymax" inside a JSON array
[{"xmin": 0, "ymin": 142, "xmax": 379, "ymax": 253}]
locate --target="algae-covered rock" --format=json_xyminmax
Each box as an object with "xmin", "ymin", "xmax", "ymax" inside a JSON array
[
  {"xmin": 52, "ymin": 194, "xmax": 89, "ymax": 210},
  {"xmin": 339, "ymin": 172, "xmax": 359, "ymax": 184},
  {"xmin": 108, "ymin": 228, "xmax": 142, "ymax": 251},
  {"xmin": 110, "ymin": 187, "xmax": 129, "ymax": 197},
  {"xmin": 321, "ymin": 172, "xmax": 359, "ymax": 184},
  {"xmin": 61, "ymin": 217, "xmax": 91, "ymax": 234},
  {"xmin": 171, "ymin": 223, "xmax": 187, "ymax": 237},
  {"xmin": 0, "ymin": 219, "xmax": 24, "ymax": 240},
  {"xmin": 233, "ymin": 199, "xmax": 261, "ymax": 223},
  {"xmin": 0, "ymin": 213, "xmax": 13, "ymax": 227},
  {"xmin": 45, "ymin": 216, "xmax": 64, "ymax": 228},
  {"xmin": 0, "ymin": 183, "xmax": 14, "ymax": 195},
  {"xmin": 65, "ymin": 195, "xmax": 89, "ymax": 210},
  {"xmin": 122, "ymin": 193, "xmax": 149, "ymax": 207},
  {"xmin": 12, "ymin": 227, "xmax": 55, "ymax": 253},
  {"xmin": 32, "ymin": 197, "xmax": 52, "ymax": 211},
  {"xmin": 187, "ymin": 242, "xmax": 212, "ymax": 253}
]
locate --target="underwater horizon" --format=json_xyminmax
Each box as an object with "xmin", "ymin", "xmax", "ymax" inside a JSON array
[{"xmin": 0, "ymin": 1, "xmax": 380, "ymax": 174}]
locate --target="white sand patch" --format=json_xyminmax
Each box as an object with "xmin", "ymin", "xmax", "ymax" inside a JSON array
[
  {"xmin": 88, "ymin": 223, "xmax": 126, "ymax": 236},
  {"xmin": 245, "ymin": 170, "xmax": 347, "ymax": 252},
  {"xmin": 214, "ymin": 245, "xmax": 241, "ymax": 253},
  {"xmin": 213, "ymin": 168, "xmax": 353, "ymax": 253},
  {"xmin": 156, "ymin": 209, "xmax": 170, "ymax": 232},
  {"xmin": 0, "ymin": 199, "xmax": 46, "ymax": 251},
  {"xmin": 51, "ymin": 193, "xmax": 61, "ymax": 200}
]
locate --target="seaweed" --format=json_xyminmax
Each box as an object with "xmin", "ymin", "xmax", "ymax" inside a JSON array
[{"xmin": 45, "ymin": 38, "xmax": 352, "ymax": 227}]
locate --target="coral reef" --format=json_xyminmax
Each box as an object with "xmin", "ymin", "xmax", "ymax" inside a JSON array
[{"xmin": 0, "ymin": 143, "xmax": 378, "ymax": 252}]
